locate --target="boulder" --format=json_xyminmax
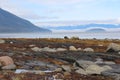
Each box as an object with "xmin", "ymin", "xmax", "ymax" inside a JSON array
[
  {"xmin": 69, "ymin": 46, "xmax": 77, "ymax": 51},
  {"xmin": 95, "ymin": 58, "xmax": 116, "ymax": 65},
  {"xmin": 75, "ymin": 60, "xmax": 112, "ymax": 75},
  {"xmin": 61, "ymin": 65, "xmax": 71, "ymax": 72},
  {"xmin": 101, "ymin": 69, "xmax": 120, "ymax": 80},
  {"xmin": 0, "ymin": 56, "xmax": 14, "ymax": 65},
  {"xmin": 31, "ymin": 47, "xmax": 42, "ymax": 52},
  {"xmin": 83, "ymin": 48, "xmax": 94, "ymax": 52},
  {"xmin": 95, "ymin": 58, "xmax": 103, "ymax": 64},
  {"xmin": 86, "ymin": 65, "xmax": 104, "ymax": 74},
  {"xmin": 56, "ymin": 48, "xmax": 67, "ymax": 52},
  {"xmin": 86, "ymin": 65, "xmax": 112, "ymax": 75},
  {"xmin": 75, "ymin": 68, "xmax": 87, "ymax": 75},
  {"xmin": 106, "ymin": 43, "xmax": 120, "ymax": 52},
  {"xmin": 75, "ymin": 64, "xmax": 112, "ymax": 75},
  {"xmin": 0, "ymin": 56, "xmax": 16, "ymax": 69},
  {"xmin": 76, "ymin": 60, "xmax": 95, "ymax": 69},
  {"xmin": 0, "ymin": 39, "xmax": 5, "ymax": 44}
]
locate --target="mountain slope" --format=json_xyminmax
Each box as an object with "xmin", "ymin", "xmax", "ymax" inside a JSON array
[
  {"xmin": 86, "ymin": 28, "xmax": 106, "ymax": 32},
  {"xmin": 0, "ymin": 8, "xmax": 51, "ymax": 33}
]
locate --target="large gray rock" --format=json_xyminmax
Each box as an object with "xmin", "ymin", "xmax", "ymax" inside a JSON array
[
  {"xmin": 76, "ymin": 60, "xmax": 95, "ymax": 69},
  {"xmin": 25, "ymin": 61, "xmax": 58, "ymax": 70},
  {"xmin": 61, "ymin": 65, "xmax": 71, "ymax": 72},
  {"xmin": 75, "ymin": 68, "xmax": 87, "ymax": 75},
  {"xmin": 95, "ymin": 58, "xmax": 116, "ymax": 65},
  {"xmin": 86, "ymin": 65, "xmax": 112, "ymax": 75},
  {"xmin": 75, "ymin": 64, "xmax": 112, "ymax": 75},
  {"xmin": 75, "ymin": 60, "xmax": 112, "ymax": 75},
  {"xmin": 106, "ymin": 43, "xmax": 120, "ymax": 52},
  {"xmin": 102, "ymin": 69, "xmax": 120, "ymax": 80}
]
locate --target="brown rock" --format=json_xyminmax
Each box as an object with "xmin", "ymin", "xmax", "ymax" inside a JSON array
[{"xmin": 0, "ymin": 56, "xmax": 14, "ymax": 66}]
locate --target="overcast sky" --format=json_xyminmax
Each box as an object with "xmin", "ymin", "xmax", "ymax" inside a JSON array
[{"xmin": 0, "ymin": 0, "xmax": 120, "ymax": 26}]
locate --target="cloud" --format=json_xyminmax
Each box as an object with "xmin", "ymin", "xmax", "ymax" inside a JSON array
[
  {"xmin": 0, "ymin": 0, "xmax": 57, "ymax": 21},
  {"xmin": 27, "ymin": 0, "xmax": 96, "ymax": 5},
  {"xmin": 35, "ymin": 19, "xmax": 120, "ymax": 27}
]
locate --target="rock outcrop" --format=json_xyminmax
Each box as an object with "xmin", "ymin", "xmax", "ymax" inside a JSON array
[{"xmin": 106, "ymin": 43, "xmax": 120, "ymax": 52}]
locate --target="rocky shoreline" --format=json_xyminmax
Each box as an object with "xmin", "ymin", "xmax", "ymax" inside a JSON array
[{"xmin": 0, "ymin": 38, "xmax": 120, "ymax": 80}]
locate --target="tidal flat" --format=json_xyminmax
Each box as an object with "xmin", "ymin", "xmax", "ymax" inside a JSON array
[{"xmin": 0, "ymin": 38, "xmax": 120, "ymax": 80}]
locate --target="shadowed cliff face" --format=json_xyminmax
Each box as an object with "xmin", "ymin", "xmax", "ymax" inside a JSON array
[{"xmin": 0, "ymin": 8, "xmax": 51, "ymax": 33}]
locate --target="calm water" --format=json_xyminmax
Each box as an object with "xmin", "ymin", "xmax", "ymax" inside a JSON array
[{"xmin": 0, "ymin": 32, "xmax": 120, "ymax": 39}]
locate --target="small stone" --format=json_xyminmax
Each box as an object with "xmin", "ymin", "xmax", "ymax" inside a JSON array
[
  {"xmin": 54, "ymin": 68, "xmax": 63, "ymax": 72},
  {"xmin": 77, "ymin": 48, "xmax": 82, "ymax": 51},
  {"xmin": 53, "ymin": 73, "xmax": 64, "ymax": 80},
  {"xmin": 10, "ymin": 41, "xmax": 13, "ymax": 44},
  {"xmin": 29, "ymin": 44, "xmax": 36, "ymax": 47}
]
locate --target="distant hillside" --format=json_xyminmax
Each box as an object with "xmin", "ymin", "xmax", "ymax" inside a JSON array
[
  {"xmin": 86, "ymin": 28, "xmax": 106, "ymax": 32},
  {"xmin": 0, "ymin": 8, "xmax": 51, "ymax": 33},
  {"xmin": 45, "ymin": 24, "xmax": 120, "ymax": 30}
]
